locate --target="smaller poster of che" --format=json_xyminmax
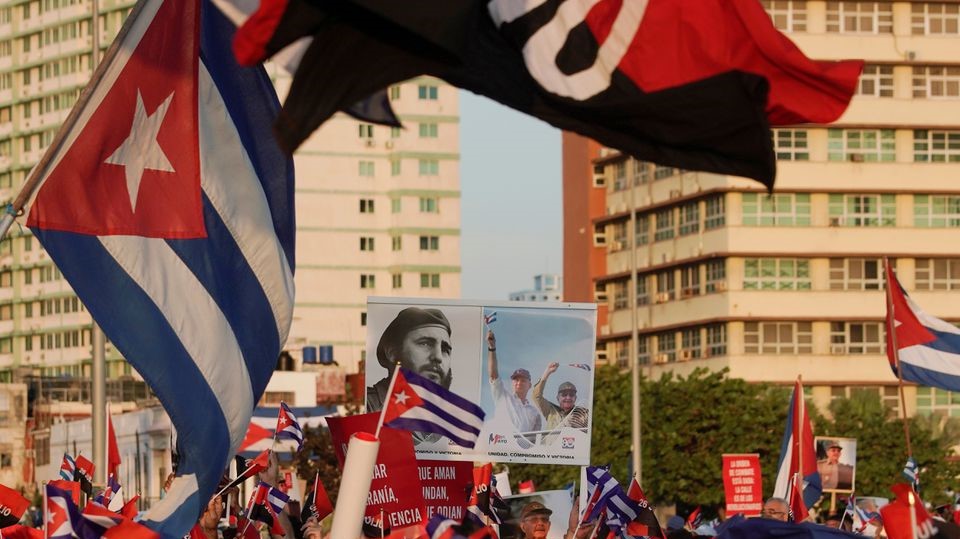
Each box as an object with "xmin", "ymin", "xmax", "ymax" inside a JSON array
[
  {"xmin": 326, "ymin": 412, "xmax": 426, "ymax": 535},
  {"xmin": 722, "ymin": 453, "xmax": 763, "ymax": 517}
]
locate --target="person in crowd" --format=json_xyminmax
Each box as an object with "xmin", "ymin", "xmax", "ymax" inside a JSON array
[
  {"xmin": 667, "ymin": 516, "xmax": 687, "ymax": 533},
  {"xmin": 487, "ymin": 330, "xmax": 543, "ymax": 432},
  {"xmin": 817, "ymin": 440, "xmax": 853, "ymax": 490},
  {"xmin": 564, "ymin": 494, "xmax": 597, "ymax": 539},
  {"xmin": 519, "ymin": 501, "xmax": 553, "ymax": 539},
  {"xmin": 367, "ymin": 307, "xmax": 453, "ymax": 412},
  {"xmin": 761, "ymin": 498, "xmax": 790, "ymax": 522},
  {"xmin": 533, "ymin": 362, "xmax": 590, "ymax": 430},
  {"xmin": 823, "ymin": 512, "xmax": 851, "ymax": 531}
]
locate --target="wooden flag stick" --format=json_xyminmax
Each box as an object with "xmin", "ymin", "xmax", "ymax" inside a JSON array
[{"xmin": 884, "ymin": 257, "xmax": 914, "ymax": 457}]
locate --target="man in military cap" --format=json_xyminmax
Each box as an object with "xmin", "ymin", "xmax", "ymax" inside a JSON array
[
  {"xmin": 817, "ymin": 439, "xmax": 854, "ymax": 491},
  {"xmin": 367, "ymin": 307, "xmax": 453, "ymax": 412},
  {"xmin": 519, "ymin": 501, "xmax": 553, "ymax": 539},
  {"xmin": 487, "ymin": 330, "xmax": 542, "ymax": 433},
  {"xmin": 533, "ymin": 362, "xmax": 590, "ymax": 430}
]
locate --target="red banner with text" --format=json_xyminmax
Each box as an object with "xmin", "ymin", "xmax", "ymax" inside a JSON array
[{"xmin": 722, "ymin": 454, "xmax": 762, "ymax": 517}]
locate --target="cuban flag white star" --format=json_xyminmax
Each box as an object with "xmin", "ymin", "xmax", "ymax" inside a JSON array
[
  {"xmin": 105, "ymin": 90, "xmax": 176, "ymax": 212},
  {"xmin": 393, "ymin": 390, "xmax": 410, "ymax": 406}
]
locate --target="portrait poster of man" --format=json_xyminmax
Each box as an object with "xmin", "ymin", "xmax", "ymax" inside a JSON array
[
  {"xmin": 365, "ymin": 297, "xmax": 596, "ymax": 465},
  {"xmin": 500, "ymin": 490, "xmax": 573, "ymax": 539},
  {"xmin": 815, "ymin": 436, "xmax": 856, "ymax": 492}
]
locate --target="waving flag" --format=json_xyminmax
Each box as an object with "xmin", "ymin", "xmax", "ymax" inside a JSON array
[
  {"xmin": 275, "ymin": 401, "xmax": 303, "ymax": 451},
  {"xmin": 46, "ymin": 483, "xmax": 81, "ymax": 539},
  {"xmin": 304, "ymin": 471, "xmax": 333, "ymax": 522},
  {"xmin": 233, "ymin": 0, "xmax": 860, "ymax": 189},
  {"xmin": 902, "ymin": 457, "xmax": 920, "ymax": 491},
  {"xmin": 59, "ymin": 454, "xmax": 76, "ymax": 482},
  {"xmin": 484, "ymin": 312, "xmax": 497, "ymax": 326},
  {"xmin": 73, "ymin": 455, "xmax": 95, "ymax": 497},
  {"xmin": 78, "ymin": 501, "xmax": 124, "ymax": 539},
  {"xmin": 261, "ymin": 482, "xmax": 290, "ymax": 515},
  {"xmin": 687, "ymin": 506, "xmax": 702, "ymax": 530},
  {"xmin": 0, "ymin": 484, "xmax": 29, "ymax": 528},
  {"xmin": 773, "ymin": 379, "xmax": 821, "ymax": 511},
  {"xmin": 885, "ymin": 263, "xmax": 960, "ymax": 391},
  {"xmin": 881, "ymin": 484, "xmax": 935, "ymax": 539},
  {"xmin": 23, "ymin": 0, "xmax": 294, "ymax": 533},
  {"xmin": 106, "ymin": 408, "xmax": 121, "ymax": 478},
  {"xmin": 466, "ymin": 463, "xmax": 501, "ymax": 525},
  {"xmin": 92, "ymin": 473, "xmax": 123, "ymax": 510},
  {"xmin": 381, "ymin": 368, "xmax": 485, "ymax": 448},
  {"xmin": 568, "ymin": 363, "xmax": 591, "ymax": 372}
]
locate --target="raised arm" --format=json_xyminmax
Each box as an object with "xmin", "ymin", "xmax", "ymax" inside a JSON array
[
  {"xmin": 487, "ymin": 330, "xmax": 499, "ymax": 381},
  {"xmin": 532, "ymin": 362, "xmax": 559, "ymax": 414}
]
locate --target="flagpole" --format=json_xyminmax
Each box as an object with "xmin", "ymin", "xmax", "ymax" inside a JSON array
[
  {"xmin": 796, "ymin": 376, "xmax": 804, "ymax": 492},
  {"xmin": 374, "ymin": 364, "xmax": 402, "ymax": 438},
  {"xmin": 884, "ymin": 257, "xmax": 913, "ymax": 457},
  {"xmin": 43, "ymin": 481, "xmax": 47, "ymax": 539}
]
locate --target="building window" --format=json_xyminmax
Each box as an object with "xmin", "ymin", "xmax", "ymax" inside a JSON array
[
  {"xmin": 857, "ymin": 65, "xmax": 894, "ymax": 97},
  {"xmin": 913, "ymin": 66, "xmax": 960, "ymax": 99},
  {"xmin": 418, "ymin": 159, "xmax": 439, "ymax": 176},
  {"xmin": 612, "ymin": 281, "xmax": 628, "ymax": 310},
  {"xmin": 773, "ymin": 129, "xmax": 810, "ymax": 160},
  {"xmin": 637, "ymin": 336, "xmax": 650, "ymax": 366},
  {"xmin": 418, "ymin": 84, "xmax": 438, "ymax": 100},
  {"xmin": 636, "ymin": 274, "xmax": 649, "ymax": 306},
  {"xmin": 826, "ymin": 1, "xmax": 892, "ymax": 33},
  {"xmin": 420, "ymin": 273, "xmax": 441, "ymax": 288},
  {"xmin": 705, "ymin": 260, "xmax": 726, "ymax": 293},
  {"xmin": 830, "ymin": 322, "xmax": 884, "ymax": 354},
  {"xmin": 829, "ymin": 258, "xmax": 883, "ymax": 290},
  {"xmin": 614, "ymin": 340, "xmax": 629, "ymax": 367},
  {"xmin": 915, "ymin": 258, "xmax": 960, "ymax": 290},
  {"xmin": 680, "ymin": 265, "xmax": 700, "ymax": 298},
  {"xmin": 23, "ymin": 269, "xmax": 31, "ymax": 285},
  {"xmin": 358, "ymin": 123, "xmax": 374, "ymax": 138},
  {"xmin": 359, "ymin": 198, "xmax": 375, "ymax": 213},
  {"xmin": 678, "ymin": 202, "xmax": 699, "ymax": 236},
  {"xmin": 391, "ymin": 159, "xmax": 401, "ymax": 176},
  {"xmin": 744, "ymin": 322, "xmax": 813, "ymax": 354},
  {"xmin": 761, "ymin": 0, "xmax": 807, "ymax": 31},
  {"xmin": 914, "ymin": 195, "xmax": 960, "ymax": 227},
  {"xmin": 419, "ymin": 197, "xmax": 438, "ymax": 213},
  {"xmin": 743, "ymin": 258, "xmax": 811, "ymax": 290},
  {"xmin": 612, "ymin": 161, "xmax": 627, "ymax": 191},
  {"xmin": 680, "ymin": 328, "xmax": 701, "ymax": 360},
  {"xmin": 635, "ymin": 215, "xmax": 649, "ymax": 245},
  {"xmin": 916, "ymin": 387, "xmax": 960, "ymax": 417},
  {"xmin": 358, "ymin": 160, "xmax": 375, "ymax": 177},
  {"xmin": 654, "ymin": 208, "xmax": 674, "ymax": 241},
  {"xmin": 391, "ymin": 198, "xmax": 401, "ymax": 213},
  {"xmin": 360, "ymin": 274, "xmax": 376, "ymax": 288},
  {"xmin": 392, "ymin": 273, "xmax": 402, "ymax": 289},
  {"xmin": 827, "ymin": 129, "xmax": 896, "ymax": 162},
  {"xmin": 360, "ymin": 237, "xmax": 375, "ymax": 251},
  {"xmin": 653, "ymin": 165, "xmax": 676, "ymax": 180},
  {"xmin": 656, "ymin": 332, "xmax": 676, "ymax": 363},
  {"xmin": 419, "ymin": 235, "xmax": 439, "ymax": 251},
  {"xmin": 656, "ymin": 270, "xmax": 675, "ymax": 302},
  {"xmin": 391, "ymin": 235, "xmax": 402, "ymax": 251},
  {"xmin": 703, "ymin": 196, "xmax": 725, "ymax": 229},
  {"xmin": 913, "ymin": 130, "xmax": 960, "ymax": 162},
  {"xmin": 418, "ymin": 123, "xmax": 438, "ymax": 138},
  {"xmin": 633, "ymin": 159, "xmax": 650, "ymax": 185},
  {"xmin": 706, "ymin": 324, "xmax": 726, "ymax": 357},
  {"xmin": 912, "ymin": 3, "xmax": 960, "ymax": 35},
  {"xmin": 609, "ymin": 222, "xmax": 627, "ymax": 251},
  {"xmin": 828, "ymin": 194, "xmax": 896, "ymax": 226},
  {"xmin": 742, "ymin": 193, "xmax": 811, "ymax": 226},
  {"xmin": 389, "ymin": 85, "xmax": 401, "ymax": 100}
]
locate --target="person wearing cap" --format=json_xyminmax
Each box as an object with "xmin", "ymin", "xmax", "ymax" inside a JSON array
[
  {"xmin": 817, "ymin": 440, "xmax": 853, "ymax": 490},
  {"xmin": 367, "ymin": 307, "xmax": 453, "ymax": 412},
  {"xmin": 519, "ymin": 501, "xmax": 553, "ymax": 539},
  {"xmin": 533, "ymin": 362, "xmax": 590, "ymax": 430},
  {"xmin": 487, "ymin": 330, "xmax": 543, "ymax": 432}
]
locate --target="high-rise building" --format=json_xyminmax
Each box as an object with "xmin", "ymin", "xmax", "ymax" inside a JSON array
[
  {"xmin": 0, "ymin": 2, "xmax": 461, "ymax": 383},
  {"xmin": 572, "ymin": 1, "xmax": 960, "ymax": 415}
]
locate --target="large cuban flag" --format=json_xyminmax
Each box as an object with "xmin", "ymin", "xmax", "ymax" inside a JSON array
[
  {"xmin": 886, "ymin": 264, "xmax": 960, "ymax": 390},
  {"xmin": 25, "ymin": 0, "xmax": 295, "ymax": 535},
  {"xmin": 772, "ymin": 379, "xmax": 822, "ymax": 511}
]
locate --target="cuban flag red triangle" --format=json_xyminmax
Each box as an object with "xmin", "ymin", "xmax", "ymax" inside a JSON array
[{"xmin": 26, "ymin": 0, "xmax": 203, "ymax": 238}]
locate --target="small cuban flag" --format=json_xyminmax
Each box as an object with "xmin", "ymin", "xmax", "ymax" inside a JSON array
[
  {"xmin": 903, "ymin": 456, "xmax": 920, "ymax": 491},
  {"xmin": 568, "ymin": 363, "xmax": 592, "ymax": 372},
  {"xmin": 382, "ymin": 368, "xmax": 485, "ymax": 448},
  {"xmin": 484, "ymin": 311, "xmax": 497, "ymax": 325},
  {"xmin": 275, "ymin": 401, "xmax": 304, "ymax": 451}
]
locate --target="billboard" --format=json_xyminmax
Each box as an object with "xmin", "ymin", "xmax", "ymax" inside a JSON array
[{"xmin": 365, "ymin": 297, "xmax": 597, "ymax": 465}]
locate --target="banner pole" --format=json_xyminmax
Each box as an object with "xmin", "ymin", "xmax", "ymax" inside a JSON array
[{"xmin": 884, "ymin": 257, "xmax": 913, "ymax": 457}]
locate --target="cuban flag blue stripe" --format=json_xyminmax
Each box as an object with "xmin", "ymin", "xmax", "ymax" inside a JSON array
[
  {"xmin": 922, "ymin": 328, "xmax": 960, "ymax": 354},
  {"xmin": 899, "ymin": 358, "xmax": 960, "ymax": 393},
  {"xmin": 199, "ymin": 0, "xmax": 295, "ymax": 269},
  {"xmin": 387, "ymin": 417, "xmax": 475, "ymax": 448},
  {"xmin": 408, "ymin": 374, "xmax": 486, "ymax": 420},
  {"xmin": 30, "ymin": 231, "xmax": 232, "ymax": 536},
  {"xmin": 419, "ymin": 399, "xmax": 482, "ymax": 437}
]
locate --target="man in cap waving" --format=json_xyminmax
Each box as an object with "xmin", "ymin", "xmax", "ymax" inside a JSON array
[
  {"xmin": 533, "ymin": 362, "xmax": 590, "ymax": 430},
  {"xmin": 487, "ymin": 330, "xmax": 542, "ymax": 433}
]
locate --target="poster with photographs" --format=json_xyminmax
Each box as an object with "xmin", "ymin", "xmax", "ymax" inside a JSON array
[
  {"xmin": 814, "ymin": 436, "xmax": 856, "ymax": 492},
  {"xmin": 365, "ymin": 297, "xmax": 597, "ymax": 465}
]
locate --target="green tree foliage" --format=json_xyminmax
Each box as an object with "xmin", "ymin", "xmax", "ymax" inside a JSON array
[
  {"xmin": 293, "ymin": 426, "xmax": 345, "ymax": 503},
  {"xmin": 815, "ymin": 389, "xmax": 960, "ymax": 504}
]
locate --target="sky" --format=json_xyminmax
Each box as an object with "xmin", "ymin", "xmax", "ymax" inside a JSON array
[{"xmin": 458, "ymin": 90, "xmax": 563, "ymax": 301}]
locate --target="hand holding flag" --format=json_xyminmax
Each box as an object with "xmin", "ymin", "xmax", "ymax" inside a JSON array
[{"xmin": 275, "ymin": 401, "xmax": 304, "ymax": 452}]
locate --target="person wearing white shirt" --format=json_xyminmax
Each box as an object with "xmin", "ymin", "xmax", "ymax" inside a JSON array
[{"xmin": 487, "ymin": 330, "xmax": 542, "ymax": 433}]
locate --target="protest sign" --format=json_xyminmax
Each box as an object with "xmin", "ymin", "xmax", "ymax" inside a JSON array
[
  {"xmin": 366, "ymin": 297, "xmax": 597, "ymax": 465},
  {"xmin": 722, "ymin": 454, "xmax": 763, "ymax": 516},
  {"xmin": 326, "ymin": 413, "xmax": 425, "ymax": 535},
  {"xmin": 419, "ymin": 461, "xmax": 473, "ymax": 521}
]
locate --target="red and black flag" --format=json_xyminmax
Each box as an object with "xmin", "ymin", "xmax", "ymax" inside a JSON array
[
  {"xmin": 73, "ymin": 455, "xmax": 96, "ymax": 497},
  {"xmin": 0, "ymin": 483, "xmax": 30, "ymax": 528},
  {"xmin": 233, "ymin": 0, "xmax": 861, "ymax": 189}
]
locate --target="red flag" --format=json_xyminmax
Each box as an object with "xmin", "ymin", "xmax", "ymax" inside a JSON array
[
  {"xmin": 881, "ymin": 484, "xmax": 936, "ymax": 539},
  {"xmin": 106, "ymin": 410, "xmax": 121, "ymax": 478},
  {"xmin": 120, "ymin": 495, "xmax": 140, "ymax": 519},
  {"xmin": 240, "ymin": 422, "xmax": 273, "ymax": 451},
  {"xmin": 518, "ymin": 480, "xmax": 535, "ymax": 494},
  {"xmin": 626, "ymin": 477, "xmax": 646, "ymax": 502},
  {"xmin": 220, "ymin": 449, "xmax": 271, "ymax": 493},
  {"xmin": 103, "ymin": 518, "xmax": 160, "ymax": 539},
  {"xmin": 73, "ymin": 455, "xmax": 96, "ymax": 495},
  {"xmin": 0, "ymin": 484, "xmax": 30, "ymax": 528},
  {"xmin": 310, "ymin": 471, "xmax": 333, "ymax": 521},
  {"xmin": 48, "ymin": 480, "xmax": 81, "ymax": 505},
  {"xmin": 788, "ymin": 476, "xmax": 809, "ymax": 522},
  {"xmin": 0, "ymin": 525, "xmax": 43, "ymax": 539}
]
